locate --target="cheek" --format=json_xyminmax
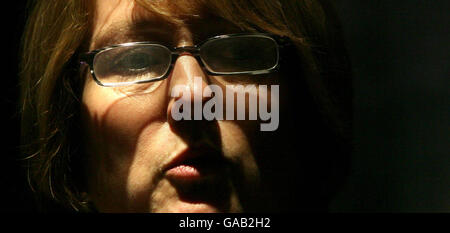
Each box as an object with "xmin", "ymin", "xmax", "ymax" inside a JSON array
[
  {"xmin": 81, "ymin": 79, "xmax": 168, "ymax": 210},
  {"xmin": 82, "ymin": 81, "xmax": 166, "ymax": 158},
  {"xmin": 217, "ymin": 121, "xmax": 260, "ymax": 180}
]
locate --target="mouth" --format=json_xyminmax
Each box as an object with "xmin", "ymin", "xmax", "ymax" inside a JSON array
[
  {"xmin": 163, "ymin": 146, "xmax": 227, "ymax": 183},
  {"xmin": 162, "ymin": 145, "xmax": 235, "ymax": 211}
]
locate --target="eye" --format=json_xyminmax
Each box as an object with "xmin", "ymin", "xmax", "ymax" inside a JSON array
[
  {"xmin": 108, "ymin": 46, "xmax": 170, "ymax": 77},
  {"xmin": 93, "ymin": 44, "xmax": 173, "ymax": 84},
  {"xmin": 114, "ymin": 52, "xmax": 156, "ymax": 74},
  {"xmin": 222, "ymin": 45, "xmax": 250, "ymax": 60},
  {"xmin": 218, "ymin": 45, "xmax": 247, "ymax": 59}
]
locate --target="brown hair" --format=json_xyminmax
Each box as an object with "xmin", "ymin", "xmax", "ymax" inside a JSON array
[{"xmin": 20, "ymin": 0, "xmax": 351, "ymax": 212}]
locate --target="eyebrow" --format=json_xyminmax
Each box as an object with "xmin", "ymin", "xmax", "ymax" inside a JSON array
[
  {"xmin": 91, "ymin": 16, "xmax": 244, "ymax": 51},
  {"xmin": 91, "ymin": 20, "xmax": 176, "ymax": 51}
]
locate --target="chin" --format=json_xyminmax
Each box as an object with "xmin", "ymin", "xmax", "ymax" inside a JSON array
[
  {"xmin": 161, "ymin": 201, "xmax": 222, "ymax": 213},
  {"xmin": 151, "ymin": 193, "xmax": 243, "ymax": 213}
]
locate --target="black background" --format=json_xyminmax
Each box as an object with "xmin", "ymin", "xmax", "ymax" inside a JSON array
[
  {"xmin": 330, "ymin": 0, "xmax": 449, "ymax": 212},
  {"xmin": 1, "ymin": 0, "xmax": 448, "ymax": 212}
]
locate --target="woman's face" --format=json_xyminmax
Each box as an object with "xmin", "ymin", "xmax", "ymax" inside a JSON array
[{"xmin": 81, "ymin": 0, "xmax": 280, "ymax": 212}]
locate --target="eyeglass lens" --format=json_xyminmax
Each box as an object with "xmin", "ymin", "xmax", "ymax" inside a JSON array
[
  {"xmin": 200, "ymin": 36, "xmax": 278, "ymax": 74},
  {"xmin": 92, "ymin": 35, "xmax": 278, "ymax": 86}
]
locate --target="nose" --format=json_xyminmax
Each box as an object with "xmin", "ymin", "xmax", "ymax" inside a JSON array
[{"xmin": 166, "ymin": 54, "xmax": 218, "ymax": 145}]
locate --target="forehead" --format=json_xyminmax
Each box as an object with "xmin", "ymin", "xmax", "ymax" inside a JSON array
[
  {"xmin": 93, "ymin": 0, "xmax": 206, "ymax": 27},
  {"xmin": 90, "ymin": 0, "xmax": 238, "ymax": 50}
]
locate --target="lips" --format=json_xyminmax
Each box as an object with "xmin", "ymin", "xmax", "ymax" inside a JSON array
[
  {"xmin": 164, "ymin": 146, "xmax": 225, "ymax": 182},
  {"xmin": 163, "ymin": 145, "xmax": 234, "ymax": 210}
]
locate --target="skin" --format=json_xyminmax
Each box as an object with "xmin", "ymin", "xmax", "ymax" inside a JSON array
[{"xmin": 81, "ymin": 0, "xmax": 279, "ymax": 212}]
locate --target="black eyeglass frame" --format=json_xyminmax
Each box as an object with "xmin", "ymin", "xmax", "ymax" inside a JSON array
[{"xmin": 79, "ymin": 33, "xmax": 290, "ymax": 87}]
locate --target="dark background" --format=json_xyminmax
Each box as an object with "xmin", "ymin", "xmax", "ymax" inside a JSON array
[
  {"xmin": 1, "ymin": 0, "xmax": 448, "ymax": 212},
  {"xmin": 330, "ymin": 0, "xmax": 449, "ymax": 212}
]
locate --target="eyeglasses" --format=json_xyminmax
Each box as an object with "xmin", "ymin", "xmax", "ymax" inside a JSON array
[{"xmin": 80, "ymin": 33, "xmax": 286, "ymax": 87}]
